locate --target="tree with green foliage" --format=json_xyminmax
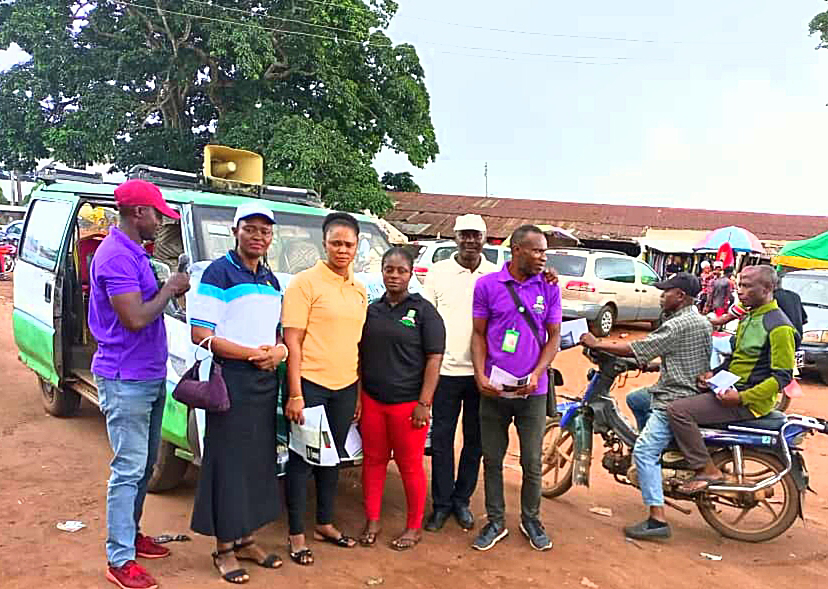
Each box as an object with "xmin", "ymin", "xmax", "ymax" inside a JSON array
[
  {"xmin": 381, "ymin": 170, "xmax": 420, "ymax": 192},
  {"xmin": 0, "ymin": 0, "xmax": 439, "ymax": 213},
  {"xmin": 811, "ymin": 6, "xmax": 828, "ymax": 55}
]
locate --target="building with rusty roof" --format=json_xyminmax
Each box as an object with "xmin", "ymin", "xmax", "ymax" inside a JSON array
[{"xmin": 386, "ymin": 192, "xmax": 828, "ymax": 256}]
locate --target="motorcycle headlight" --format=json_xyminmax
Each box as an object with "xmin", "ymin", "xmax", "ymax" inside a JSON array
[{"xmin": 803, "ymin": 330, "xmax": 828, "ymax": 344}]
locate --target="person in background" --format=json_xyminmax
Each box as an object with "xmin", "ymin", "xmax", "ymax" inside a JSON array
[
  {"xmin": 708, "ymin": 265, "xmax": 734, "ymax": 317},
  {"xmin": 582, "ymin": 273, "xmax": 711, "ymax": 540},
  {"xmin": 670, "ymin": 266, "xmax": 796, "ymax": 494},
  {"xmin": 698, "ymin": 261, "xmax": 714, "ymax": 312},
  {"xmin": 358, "ymin": 247, "xmax": 446, "ymax": 551},
  {"xmin": 189, "ymin": 204, "xmax": 285, "ymax": 585},
  {"xmin": 423, "ymin": 214, "xmax": 499, "ymax": 533},
  {"xmin": 471, "ymin": 225, "xmax": 562, "ymax": 552},
  {"xmin": 88, "ymin": 180, "xmax": 189, "ymax": 589},
  {"xmin": 664, "ymin": 256, "xmax": 683, "ymax": 277},
  {"xmin": 283, "ymin": 212, "xmax": 367, "ymax": 565}
]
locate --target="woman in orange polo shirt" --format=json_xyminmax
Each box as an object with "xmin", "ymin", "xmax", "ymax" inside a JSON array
[{"xmin": 282, "ymin": 212, "xmax": 368, "ymax": 566}]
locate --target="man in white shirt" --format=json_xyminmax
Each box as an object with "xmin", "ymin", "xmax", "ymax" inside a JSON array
[{"xmin": 423, "ymin": 214, "xmax": 499, "ymax": 532}]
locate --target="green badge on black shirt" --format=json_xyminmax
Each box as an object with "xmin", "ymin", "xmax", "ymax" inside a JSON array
[{"xmin": 400, "ymin": 309, "xmax": 417, "ymax": 328}]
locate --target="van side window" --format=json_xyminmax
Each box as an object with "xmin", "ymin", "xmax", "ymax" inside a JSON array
[
  {"xmin": 20, "ymin": 200, "xmax": 74, "ymax": 271},
  {"xmin": 595, "ymin": 257, "xmax": 635, "ymax": 284},
  {"xmin": 637, "ymin": 262, "xmax": 660, "ymax": 286}
]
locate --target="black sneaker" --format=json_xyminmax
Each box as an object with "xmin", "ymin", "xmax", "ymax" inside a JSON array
[
  {"xmin": 520, "ymin": 519, "xmax": 552, "ymax": 551},
  {"xmin": 424, "ymin": 510, "xmax": 451, "ymax": 532},
  {"xmin": 624, "ymin": 518, "xmax": 671, "ymax": 541},
  {"xmin": 453, "ymin": 504, "xmax": 475, "ymax": 531},
  {"xmin": 471, "ymin": 521, "xmax": 508, "ymax": 551}
]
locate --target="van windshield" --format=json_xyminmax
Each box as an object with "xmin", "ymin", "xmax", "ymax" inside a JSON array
[
  {"xmin": 781, "ymin": 274, "xmax": 828, "ymax": 308},
  {"xmin": 193, "ymin": 205, "xmax": 391, "ymax": 275}
]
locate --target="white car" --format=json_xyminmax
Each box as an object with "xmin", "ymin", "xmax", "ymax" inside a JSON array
[{"xmin": 407, "ymin": 240, "xmax": 510, "ymax": 283}]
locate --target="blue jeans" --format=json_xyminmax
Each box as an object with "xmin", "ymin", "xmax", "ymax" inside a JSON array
[
  {"xmin": 626, "ymin": 388, "xmax": 652, "ymax": 432},
  {"xmin": 633, "ymin": 409, "xmax": 672, "ymax": 507},
  {"xmin": 96, "ymin": 377, "xmax": 166, "ymax": 566}
]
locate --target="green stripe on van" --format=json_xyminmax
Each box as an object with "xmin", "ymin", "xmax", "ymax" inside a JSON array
[{"xmin": 13, "ymin": 309, "xmax": 59, "ymax": 387}]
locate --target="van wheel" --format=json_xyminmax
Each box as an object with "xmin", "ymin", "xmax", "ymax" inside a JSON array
[
  {"xmin": 590, "ymin": 306, "xmax": 615, "ymax": 337},
  {"xmin": 40, "ymin": 377, "xmax": 81, "ymax": 417},
  {"xmin": 148, "ymin": 440, "xmax": 189, "ymax": 493}
]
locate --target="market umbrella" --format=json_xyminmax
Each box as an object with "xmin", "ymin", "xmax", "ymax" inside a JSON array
[
  {"xmin": 693, "ymin": 226, "xmax": 765, "ymax": 254},
  {"xmin": 772, "ymin": 230, "xmax": 828, "ymax": 270}
]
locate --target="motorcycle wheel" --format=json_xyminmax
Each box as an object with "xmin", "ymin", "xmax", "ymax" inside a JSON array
[
  {"xmin": 696, "ymin": 448, "xmax": 799, "ymax": 542},
  {"xmin": 541, "ymin": 418, "xmax": 575, "ymax": 498},
  {"xmin": 2, "ymin": 255, "xmax": 13, "ymax": 274}
]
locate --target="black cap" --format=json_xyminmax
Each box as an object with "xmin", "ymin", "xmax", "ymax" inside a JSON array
[{"xmin": 653, "ymin": 272, "xmax": 701, "ymax": 297}]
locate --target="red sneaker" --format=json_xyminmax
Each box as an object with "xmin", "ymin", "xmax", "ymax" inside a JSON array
[
  {"xmin": 135, "ymin": 534, "xmax": 171, "ymax": 559},
  {"xmin": 106, "ymin": 560, "xmax": 159, "ymax": 589}
]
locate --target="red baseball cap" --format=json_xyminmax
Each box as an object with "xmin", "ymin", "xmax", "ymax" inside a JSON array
[{"xmin": 114, "ymin": 179, "xmax": 180, "ymax": 220}]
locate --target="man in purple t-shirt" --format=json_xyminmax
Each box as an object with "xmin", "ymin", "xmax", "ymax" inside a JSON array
[
  {"xmin": 470, "ymin": 225, "xmax": 561, "ymax": 553},
  {"xmin": 89, "ymin": 179, "xmax": 189, "ymax": 589}
]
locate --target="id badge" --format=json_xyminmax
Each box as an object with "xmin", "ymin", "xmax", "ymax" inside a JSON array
[{"xmin": 501, "ymin": 329, "xmax": 520, "ymax": 354}]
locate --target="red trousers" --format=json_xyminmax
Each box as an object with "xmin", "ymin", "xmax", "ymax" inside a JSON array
[{"xmin": 360, "ymin": 392, "xmax": 428, "ymax": 530}]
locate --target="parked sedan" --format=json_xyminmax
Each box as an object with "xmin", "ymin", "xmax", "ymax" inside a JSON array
[
  {"xmin": 546, "ymin": 248, "xmax": 663, "ymax": 336},
  {"xmin": 781, "ymin": 269, "xmax": 828, "ymax": 385}
]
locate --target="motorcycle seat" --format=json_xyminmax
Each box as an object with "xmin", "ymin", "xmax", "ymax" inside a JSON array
[{"xmin": 713, "ymin": 410, "xmax": 787, "ymax": 431}]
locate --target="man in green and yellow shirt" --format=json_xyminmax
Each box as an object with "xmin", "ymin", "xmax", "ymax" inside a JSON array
[{"xmin": 667, "ymin": 265, "xmax": 796, "ymax": 494}]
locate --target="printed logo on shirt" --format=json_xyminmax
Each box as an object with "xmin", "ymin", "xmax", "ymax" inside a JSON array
[
  {"xmin": 533, "ymin": 295, "xmax": 545, "ymax": 314},
  {"xmin": 400, "ymin": 309, "xmax": 417, "ymax": 328}
]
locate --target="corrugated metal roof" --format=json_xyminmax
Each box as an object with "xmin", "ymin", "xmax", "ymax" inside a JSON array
[{"xmin": 385, "ymin": 192, "xmax": 828, "ymax": 242}]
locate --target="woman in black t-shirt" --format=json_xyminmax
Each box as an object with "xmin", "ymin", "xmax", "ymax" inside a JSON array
[{"xmin": 358, "ymin": 247, "xmax": 446, "ymax": 551}]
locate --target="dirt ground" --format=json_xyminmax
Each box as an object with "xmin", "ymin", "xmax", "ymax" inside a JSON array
[{"xmin": 2, "ymin": 276, "xmax": 828, "ymax": 589}]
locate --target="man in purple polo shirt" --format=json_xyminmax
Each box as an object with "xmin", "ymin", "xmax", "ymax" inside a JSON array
[
  {"xmin": 89, "ymin": 179, "xmax": 189, "ymax": 589},
  {"xmin": 470, "ymin": 224, "xmax": 561, "ymax": 553}
]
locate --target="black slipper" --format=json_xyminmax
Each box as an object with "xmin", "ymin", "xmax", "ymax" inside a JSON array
[
  {"xmin": 212, "ymin": 548, "xmax": 249, "ymax": 584},
  {"xmin": 233, "ymin": 540, "xmax": 282, "ymax": 569},
  {"xmin": 313, "ymin": 531, "xmax": 357, "ymax": 548},
  {"xmin": 288, "ymin": 540, "xmax": 314, "ymax": 566}
]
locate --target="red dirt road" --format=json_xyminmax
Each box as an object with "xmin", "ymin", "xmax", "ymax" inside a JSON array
[{"xmin": 2, "ymin": 278, "xmax": 828, "ymax": 589}]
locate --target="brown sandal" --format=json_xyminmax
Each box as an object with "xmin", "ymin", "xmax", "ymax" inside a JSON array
[
  {"xmin": 359, "ymin": 526, "xmax": 381, "ymax": 547},
  {"xmin": 389, "ymin": 535, "xmax": 421, "ymax": 551}
]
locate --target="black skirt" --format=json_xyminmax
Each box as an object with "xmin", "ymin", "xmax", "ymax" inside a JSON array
[{"xmin": 191, "ymin": 359, "xmax": 282, "ymax": 541}]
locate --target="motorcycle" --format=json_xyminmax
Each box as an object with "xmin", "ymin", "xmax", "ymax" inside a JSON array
[
  {"xmin": 541, "ymin": 347, "xmax": 826, "ymax": 542},
  {"xmin": 0, "ymin": 238, "xmax": 17, "ymax": 277}
]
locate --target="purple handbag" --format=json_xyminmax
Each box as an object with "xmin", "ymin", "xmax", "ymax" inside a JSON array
[{"xmin": 172, "ymin": 337, "xmax": 230, "ymax": 413}]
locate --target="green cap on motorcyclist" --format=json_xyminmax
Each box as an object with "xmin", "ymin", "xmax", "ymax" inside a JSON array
[{"xmin": 654, "ymin": 272, "xmax": 701, "ymax": 298}]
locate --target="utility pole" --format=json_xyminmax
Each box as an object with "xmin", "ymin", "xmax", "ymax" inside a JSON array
[{"xmin": 484, "ymin": 162, "xmax": 488, "ymax": 196}]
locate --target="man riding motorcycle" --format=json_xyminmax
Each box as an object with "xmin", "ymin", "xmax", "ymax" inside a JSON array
[
  {"xmin": 668, "ymin": 265, "xmax": 796, "ymax": 494},
  {"xmin": 580, "ymin": 273, "xmax": 712, "ymax": 540}
]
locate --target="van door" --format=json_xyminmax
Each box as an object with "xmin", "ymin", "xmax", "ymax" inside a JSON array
[
  {"xmin": 594, "ymin": 257, "xmax": 638, "ymax": 320},
  {"xmin": 13, "ymin": 197, "xmax": 77, "ymax": 386},
  {"xmin": 635, "ymin": 261, "xmax": 662, "ymax": 320}
]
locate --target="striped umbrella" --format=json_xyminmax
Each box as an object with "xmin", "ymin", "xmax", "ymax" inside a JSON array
[{"xmin": 693, "ymin": 226, "xmax": 765, "ymax": 254}]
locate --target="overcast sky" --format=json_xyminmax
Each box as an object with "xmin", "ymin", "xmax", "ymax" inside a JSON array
[{"xmin": 2, "ymin": 1, "xmax": 827, "ymax": 215}]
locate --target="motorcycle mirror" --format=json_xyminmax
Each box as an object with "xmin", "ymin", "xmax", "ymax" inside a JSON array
[{"xmin": 177, "ymin": 253, "xmax": 190, "ymax": 273}]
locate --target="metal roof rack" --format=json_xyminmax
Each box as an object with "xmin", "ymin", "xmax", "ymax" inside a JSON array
[
  {"xmin": 37, "ymin": 165, "xmax": 103, "ymax": 184},
  {"xmin": 128, "ymin": 165, "xmax": 323, "ymax": 207}
]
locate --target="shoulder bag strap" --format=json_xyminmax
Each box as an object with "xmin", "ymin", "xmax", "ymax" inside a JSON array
[{"xmin": 504, "ymin": 282, "xmax": 544, "ymax": 348}]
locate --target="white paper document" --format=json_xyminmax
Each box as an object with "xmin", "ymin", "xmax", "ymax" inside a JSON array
[
  {"xmin": 344, "ymin": 423, "xmax": 363, "ymax": 459},
  {"xmin": 560, "ymin": 318, "xmax": 589, "ymax": 350},
  {"xmin": 289, "ymin": 406, "xmax": 340, "ymax": 466},
  {"xmin": 707, "ymin": 370, "xmax": 740, "ymax": 394},
  {"xmin": 489, "ymin": 365, "xmax": 530, "ymax": 398}
]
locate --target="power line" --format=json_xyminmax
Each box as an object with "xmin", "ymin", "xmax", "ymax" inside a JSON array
[
  {"xmin": 116, "ymin": 1, "xmax": 634, "ymax": 64},
  {"xmin": 298, "ymin": 0, "xmax": 685, "ymax": 45}
]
